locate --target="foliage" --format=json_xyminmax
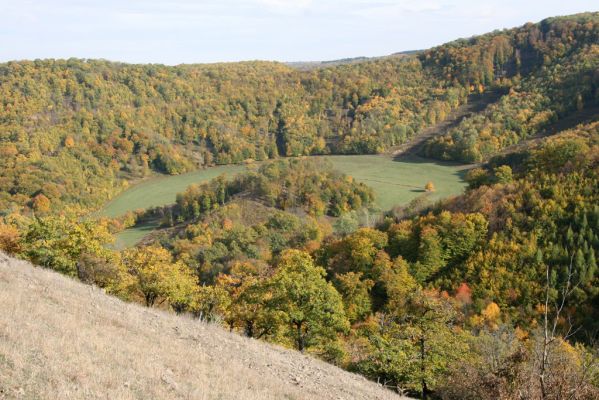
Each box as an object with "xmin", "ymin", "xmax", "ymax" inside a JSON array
[
  {"xmin": 267, "ymin": 250, "xmax": 349, "ymax": 353},
  {"xmin": 120, "ymin": 245, "xmax": 198, "ymax": 308},
  {"xmin": 420, "ymin": 14, "xmax": 599, "ymax": 162},
  {"xmin": 172, "ymin": 158, "xmax": 374, "ymax": 222},
  {"xmin": 0, "ymin": 54, "xmax": 461, "ymax": 214},
  {"xmin": 21, "ymin": 215, "xmax": 114, "ymax": 277}
]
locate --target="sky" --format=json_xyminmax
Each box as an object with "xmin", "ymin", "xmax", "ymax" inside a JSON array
[{"xmin": 0, "ymin": 0, "xmax": 597, "ymax": 65}]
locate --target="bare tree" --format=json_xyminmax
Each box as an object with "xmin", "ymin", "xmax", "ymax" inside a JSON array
[{"xmin": 539, "ymin": 254, "xmax": 580, "ymax": 399}]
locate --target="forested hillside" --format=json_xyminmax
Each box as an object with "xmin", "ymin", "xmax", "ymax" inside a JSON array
[
  {"xmin": 2, "ymin": 120, "xmax": 597, "ymax": 398},
  {"xmin": 1, "ymin": 11, "xmax": 599, "ymax": 400},
  {"xmin": 1, "ymin": 12, "xmax": 598, "ymax": 215},
  {"xmin": 0, "ymin": 56, "xmax": 462, "ymax": 214},
  {"xmin": 420, "ymin": 13, "xmax": 599, "ymax": 161}
]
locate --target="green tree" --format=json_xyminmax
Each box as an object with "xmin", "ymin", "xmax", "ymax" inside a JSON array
[
  {"xmin": 335, "ymin": 271, "xmax": 374, "ymax": 324},
  {"xmin": 268, "ymin": 250, "xmax": 349, "ymax": 352},
  {"xmin": 22, "ymin": 215, "xmax": 114, "ymax": 277}
]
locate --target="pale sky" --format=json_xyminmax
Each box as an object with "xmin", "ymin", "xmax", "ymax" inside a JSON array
[{"xmin": 0, "ymin": 0, "xmax": 596, "ymax": 64}]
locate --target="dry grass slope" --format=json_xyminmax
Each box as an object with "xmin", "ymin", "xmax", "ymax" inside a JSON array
[{"xmin": 0, "ymin": 252, "xmax": 404, "ymax": 400}]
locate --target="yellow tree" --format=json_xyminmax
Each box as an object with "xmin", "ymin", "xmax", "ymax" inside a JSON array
[
  {"xmin": 121, "ymin": 246, "xmax": 197, "ymax": 309},
  {"xmin": 22, "ymin": 215, "xmax": 114, "ymax": 277}
]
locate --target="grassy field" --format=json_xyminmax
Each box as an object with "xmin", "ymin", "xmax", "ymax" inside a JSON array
[
  {"xmin": 100, "ymin": 164, "xmax": 246, "ymax": 218},
  {"xmin": 103, "ymin": 155, "xmax": 469, "ymax": 247},
  {"xmin": 326, "ymin": 154, "xmax": 469, "ymax": 210}
]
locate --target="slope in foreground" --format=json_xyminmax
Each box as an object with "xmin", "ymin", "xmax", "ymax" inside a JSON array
[{"xmin": 0, "ymin": 252, "xmax": 404, "ymax": 400}]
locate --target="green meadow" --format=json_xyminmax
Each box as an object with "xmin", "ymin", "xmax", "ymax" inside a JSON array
[
  {"xmin": 326, "ymin": 155, "xmax": 469, "ymax": 211},
  {"xmin": 100, "ymin": 164, "xmax": 246, "ymax": 218},
  {"xmin": 102, "ymin": 155, "xmax": 469, "ymax": 247}
]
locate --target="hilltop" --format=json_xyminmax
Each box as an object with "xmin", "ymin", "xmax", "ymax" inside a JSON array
[{"xmin": 0, "ymin": 252, "xmax": 404, "ymax": 399}]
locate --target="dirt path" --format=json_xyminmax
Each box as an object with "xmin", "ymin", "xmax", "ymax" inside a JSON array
[{"xmin": 391, "ymin": 91, "xmax": 502, "ymax": 158}]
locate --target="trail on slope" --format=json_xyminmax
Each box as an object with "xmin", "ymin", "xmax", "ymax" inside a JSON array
[{"xmin": 391, "ymin": 91, "xmax": 503, "ymax": 158}]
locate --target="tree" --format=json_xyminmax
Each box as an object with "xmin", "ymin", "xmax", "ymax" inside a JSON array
[
  {"xmin": 22, "ymin": 215, "xmax": 114, "ymax": 277},
  {"xmin": 358, "ymin": 288, "xmax": 465, "ymax": 398},
  {"xmin": 194, "ymin": 285, "xmax": 231, "ymax": 322},
  {"xmin": 335, "ymin": 271, "xmax": 374, "ymax": 324},
  {"xmin": 538, "ymin": 254, "xmax": 583, "ymax": 399},
  {"xmin": 0, "ymin": 222, "xmax": 21, "ymax": 254},
  {"xmin": 32, "ymin": 193, "xmax": 51, "ymax": 213},
  {"xmin": 121, "ymin": 246, "xmax": 197, "ymax": 309},
  {"xmin": 216, "ymin": 261, "xmax": 278, "ymax": 338},
  {"xmin": 425, "ymin": 182, "xmax": 435, "ymax": 192},
  {"xmin": 268, "ymin": 250, "xmax": 349, "ymax": 352},
  {"xmin": 492, "ymin": 165, "xmax": 513, "ymax": 184}
]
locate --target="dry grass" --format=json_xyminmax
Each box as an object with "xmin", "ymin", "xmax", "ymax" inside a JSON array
[{"xmin": 0, "ymin": 252, "xmax": 404, "ymax": 400}]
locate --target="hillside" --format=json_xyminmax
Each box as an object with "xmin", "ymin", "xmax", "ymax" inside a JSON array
[
  {"xmin": 1, "ymin": 12, "xmax": 599, "ymax": 400},
  {"xmin": 1, "ymin": 12, "xmax": 598, "ymax": 215},
  {"xmin": 0, "ymin": 252, "xmax": 404, "ymax": 400}
]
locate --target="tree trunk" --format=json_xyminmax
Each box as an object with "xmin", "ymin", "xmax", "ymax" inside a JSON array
[
  {"xmin": 145, "ymin": 292, "xmax": 156, "ymax": 307},
  {"xmin": 296, "ymin": 321, "xmax": 304, "ymax": 352},
  {"xmin": 245, "ymin": 320, "xmax": 254, "ymax": 338},
  {"xmin": 420, "ymin": 337, "xmax": 428, "ymax": 400}
]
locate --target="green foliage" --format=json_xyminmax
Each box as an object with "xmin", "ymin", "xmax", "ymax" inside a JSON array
[
  {"xmin": 421, "ymin": 14, "xmax": 599, "ymax": 162},
  {"xmin": 354, "ymin": 289, "xmax": 467, "ymax": 396},
  {"xmin": 0, "ymin": 55, "xmax": 461, "ymax": 214},
  {"xmin": 21, "ymin": 215, "xmax": 114, "ymax": 277},
  {"xmin": 268, "ymin": 250, "xmax": 349, "ymax": 352},
  {"xmin": 2, "ymin": 13, "xmax": 599, "ymax": 398},
  {"xmin": 173, "ymin": 158, "xmax": 374, "ymax": 222}
]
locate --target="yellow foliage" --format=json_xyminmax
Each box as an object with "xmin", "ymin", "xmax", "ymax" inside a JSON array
[
  {"xmin": 32, "ymin": 193, "xmax": 51, "ymax": 213},
  {"xmin": 0, "ymin": 223, "xmax": 21, "ymax": 254},
  {"xmin": 64, "ymin": 136, "xmax": 75, "ymax": 148},
  {"xmin": 482, "ymin": 302, "xmax": 501, "ymax": 322}
]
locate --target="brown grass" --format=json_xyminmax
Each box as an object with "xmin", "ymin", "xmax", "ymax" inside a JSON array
[{"xmin": 0, "ymin": 252, "xmax": 404, "ymax": 400}]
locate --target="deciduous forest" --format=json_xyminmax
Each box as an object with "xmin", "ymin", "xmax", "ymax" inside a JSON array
[{"xmin": 1, "ymin": 12, "xmax": 598, "ymax": 400}]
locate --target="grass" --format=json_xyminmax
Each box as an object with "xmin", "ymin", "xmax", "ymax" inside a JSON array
[
  {"xmin": 101, "ymin": 155, "xmax": 470, "ymax": 247},
  {"xmin": 100, "ymin": 164, "xmax": 246, "ymax": 218},
  {"xmin": 325, "ymin": 154, "xmax": 469, "ymax": 210},
  {"xmin": 0, "ymin": 252, "xmax": 405, "ymax": 400},
  {"xmin": 112, "ymin": 219, "xmax": 161, "ymax": 250}
]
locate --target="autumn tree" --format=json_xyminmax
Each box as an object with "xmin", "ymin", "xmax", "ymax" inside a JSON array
[
  {"xmin": 194, "ymin": 285, "xmax": 231, "ymax": 322},
  {"xmin": 32, "ymin": 193, "xmax": 51, "ymax": 213},
  {"xmin": 215, "ymin": 261, "xmax": 278, "ymax": 338},
  {"xmin": 268, "ymin": 250, "xmax": 349, "ymax": 352},
  {"xmin": 0, "ymin": 222, "xmax": 21, "ymax": 254},
  {"xmin": 22, "ymin": 215, "xmax": 114, "ymax": 277},
  {"xmin": 121, "ymin": 246, "xmax": 197, "ymax": 309},
  {"xmin": 335, "ymin": 271, "xmax": 374, "ymax": 324}
]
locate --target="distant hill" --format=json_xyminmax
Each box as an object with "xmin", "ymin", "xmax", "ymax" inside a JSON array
[
  {"xmin": 0, "ymin": 252, "xmax": 404, "ymax": 399},
  {"xmin": 286, "ymin": 50, "xmax": 420, "ymax": 70}
]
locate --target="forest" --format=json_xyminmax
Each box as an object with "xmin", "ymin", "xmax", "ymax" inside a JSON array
[
  {"xmin": 1, "ymin": 11, "xmax": 599, "ymax": 400},
  {"xmin": 1, "ymin": 13, "xmax": 598, "ymax": 216},
  {"xmin": 2, "ymin": 121, "xmax": 598, "ymax": 398}
]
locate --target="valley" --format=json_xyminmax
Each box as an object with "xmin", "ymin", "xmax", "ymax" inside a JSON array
[
  {"xmin": 1, "ymin": 11, "xmax": 598, "ymax": 400},
  {"xmin": 102, "ymin": 154, "xmax": 469, "ymax": 248}
]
